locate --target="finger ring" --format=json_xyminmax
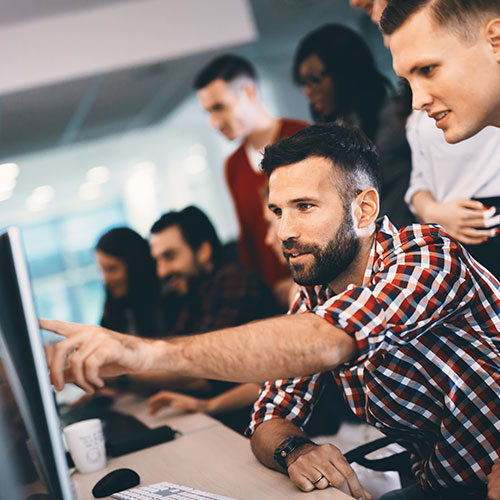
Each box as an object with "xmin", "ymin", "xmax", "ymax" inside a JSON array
[{"xmin": 312, "ymin": 474, "xmax": 324, "ymax": 485}]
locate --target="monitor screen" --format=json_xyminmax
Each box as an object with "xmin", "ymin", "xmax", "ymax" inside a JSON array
[{"xmin": 0, "ymin": 226, "xmax": 74, "ymax": 500}]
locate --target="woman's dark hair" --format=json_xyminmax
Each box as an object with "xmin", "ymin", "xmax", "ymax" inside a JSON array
[
  {"xmin": 96, "ymin": 227, "xmax": 160, "ymax": 337},
  {"xmin": 293, "ymin": 23, "xmax": 391, "ymax": 140}
]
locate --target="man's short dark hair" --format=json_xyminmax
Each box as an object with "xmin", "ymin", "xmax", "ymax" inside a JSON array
[
  {"xmin": 261, "ymin": 124, "xmax": 380, "ymax": 209},
  {"xmin": 150, "ymin": 206, "xmax": 223, "ymax": 264},
  {"xmin": 193, "ymin": 54, "xmax": 256, "ymax": 90},
  {"xmin": 381, "ymin": 0, "xmax": 500, "ymax": 41}
]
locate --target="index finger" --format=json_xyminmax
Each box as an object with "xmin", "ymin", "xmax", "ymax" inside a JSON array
[
  {"xmin": 325, "ymin": 455, "xmax": 370, "ymax": 500},
  {"xmin": 39, "ymin": 318, "xmax": 82, "ymax": 337}
]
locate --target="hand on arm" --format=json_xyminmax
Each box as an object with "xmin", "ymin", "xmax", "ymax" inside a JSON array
[
  {"xmin": 148, "ymin": 383, "xmax": 260, "ymax": 415},
  {"xmin": 411, "ymin": 191, "xmax": 499, "ymax": 245},
  {"xmin": 251, "ymin": 419, "xmax": 371, "ymax": 500}
]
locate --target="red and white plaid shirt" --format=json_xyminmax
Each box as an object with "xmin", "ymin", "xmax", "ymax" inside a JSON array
[{"xmin": 248, "ymin": 217, "xmax": 500, "ymax": 491}]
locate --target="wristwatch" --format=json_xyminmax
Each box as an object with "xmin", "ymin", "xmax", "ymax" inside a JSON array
[{"xmin": 273, "ymin": 435, "xmax": 315, "ymax": 471}]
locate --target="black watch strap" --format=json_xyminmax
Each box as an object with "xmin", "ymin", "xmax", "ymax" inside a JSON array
[{"xmin": 273, "ymin": 435, "xmax": 315, "ymax": 471}]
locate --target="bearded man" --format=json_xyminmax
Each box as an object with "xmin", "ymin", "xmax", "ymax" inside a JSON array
[{"xmin": 44, "ymin": 124, "xmax": 500, "ymax": 500}]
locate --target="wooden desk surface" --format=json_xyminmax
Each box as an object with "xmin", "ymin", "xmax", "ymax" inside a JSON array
[
  {"xmin": 73, "ymin": 420, "xmax": 354, "ymax": 500},
  {"xmin": 72, "ymin": 395, "xmax": 354, "ymax": 500}
]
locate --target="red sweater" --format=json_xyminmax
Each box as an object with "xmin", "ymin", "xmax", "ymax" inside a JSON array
[{"xmin": 225, "ymin": 118, "xmax": 309, "ymax": 287}]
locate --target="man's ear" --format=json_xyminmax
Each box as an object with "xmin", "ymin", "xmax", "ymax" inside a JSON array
[
  {"xmin": 196, "ymin": 241, "xmax": 213, "ymax": 267},
  {"xmin": 353, "ymin": 187, "xmax": 379, "ymax": 229},
  {"xmin": 484, "ymin": 18, "xmax": 500, "ymax": 62},
  {"xmin": 242, "ymin": 82, "xmax": 258, "ymax": 102}
]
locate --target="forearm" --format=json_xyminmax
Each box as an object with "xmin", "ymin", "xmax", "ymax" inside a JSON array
[
  {"xmin": 250, "ymin": 418, "xmax": 307, "ymax": 472},
  {"xmin": 205, "ymin": 383, "xmax": 260, "ymax": 414},
  {"xmin": 150, "ymin": 313, "xmax": 357, "ymax": 383},
  {"xmin": 410, "ymin": 190, "xmax": 437, "ymax": 222}
]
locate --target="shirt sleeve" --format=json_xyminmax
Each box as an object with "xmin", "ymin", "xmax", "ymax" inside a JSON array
[
  {"xmin": 314, "ymin": 228, "xmax": 471, "ymax": 361},
  {"xmin": 246, "ymin": 372, "xmax": 325, "ymax": 436},
  {"xmin": 405, "ymin": 111, "xmax": 433, "ymax": 212}
]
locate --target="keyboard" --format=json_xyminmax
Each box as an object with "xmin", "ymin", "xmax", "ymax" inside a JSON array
[{"xmin": 111, "ymin": 481, "xmax": 236, "ymax": 499}]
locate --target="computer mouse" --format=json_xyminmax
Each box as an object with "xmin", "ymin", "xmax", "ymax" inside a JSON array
[{"xmin": 92, "ymin": 467, "xmax": 140, "ymax": 498}]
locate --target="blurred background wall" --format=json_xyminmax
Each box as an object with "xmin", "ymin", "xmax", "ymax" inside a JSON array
[{"xmin": 0, "ymin": 0, "xmax": 392, "ymax": 325}]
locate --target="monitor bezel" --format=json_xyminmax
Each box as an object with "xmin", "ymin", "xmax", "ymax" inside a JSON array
[{"xmin": 0, "ymin": 226, "xmax": 74, "ymax": 500}]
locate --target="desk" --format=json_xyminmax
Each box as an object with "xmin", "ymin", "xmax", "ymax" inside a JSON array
[{"xmin": 72, "ymin": 395, "xmax": 354, "ymax": 500}]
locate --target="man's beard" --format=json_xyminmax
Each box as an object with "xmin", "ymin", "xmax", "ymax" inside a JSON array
[
  {"xmin": 283, "ymin": 211, "xmax": 359, "ymax": 287},
  {"xmin": 159, "ymin": 258, "xmax": 206, "ymax": 298}
]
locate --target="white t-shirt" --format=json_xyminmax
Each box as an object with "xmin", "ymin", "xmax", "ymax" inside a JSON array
[
  {"xmin": 405, "ymin": 110, "xmax": 500, "ymax": 211},
  {"xmin": 244, "ymin": 143, "xmax": 264, "ymax": 173}
]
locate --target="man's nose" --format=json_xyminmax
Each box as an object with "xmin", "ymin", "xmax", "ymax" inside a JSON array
[
  {"xmin": 411, "ymin": 82, "xmax": 433, "ymax": 111},
  {"xmin": 303, "ymin": 85, "xmax": 314, "ymax": 99},
  {"xmin": 210, "ymin": 114, "xmax": 222, "ymax": 130},
  {"xmin": 277, "ymin": 213, "xmax": 299, "ymax": 242},
  {"xmin": 156, "ymin": 261, "xmax": 171, "ymax": 279}
]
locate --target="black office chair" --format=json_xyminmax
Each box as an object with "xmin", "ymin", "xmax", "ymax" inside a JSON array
[{"xmin": 345, "ymin": 437, "xmax": 414, "ymax": 488}]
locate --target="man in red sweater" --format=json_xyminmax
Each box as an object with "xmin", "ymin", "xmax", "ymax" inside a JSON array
[{"xmin": 194, "ymin": 55, "xmax": 308, "ymax": 294}]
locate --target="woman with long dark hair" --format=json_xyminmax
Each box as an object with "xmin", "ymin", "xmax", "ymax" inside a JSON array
[
  {"xmin": 95, "ymin": 227, "xmax": 160, "ymax": 338},
  {"xmin": 293, "ymin": 23, "xmax": 414, "ymax": 228}
]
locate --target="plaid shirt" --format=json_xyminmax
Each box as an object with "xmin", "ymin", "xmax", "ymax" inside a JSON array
[
  {"xmin": 248, "ymin": 217, "xmax": 500, "ymax": 491},
  {"xmin": 163, "ymin": 262, "xmax": 281, "ymax": 336}
]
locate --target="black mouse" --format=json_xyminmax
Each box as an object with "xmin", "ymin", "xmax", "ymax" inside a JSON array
[{"xmin": 92, "ymin": 468, "xmax": 140, "ymax": 498}]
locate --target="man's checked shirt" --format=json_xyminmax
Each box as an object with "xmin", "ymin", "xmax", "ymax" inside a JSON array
[{"xmin": 248, "ymin": 217, "xmax": 500, "ymax": 491}]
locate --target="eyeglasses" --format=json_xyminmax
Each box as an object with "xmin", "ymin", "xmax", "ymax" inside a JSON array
[{"xmin": 298, "ymin": 70, "xmax": 329, "ymax": 90}]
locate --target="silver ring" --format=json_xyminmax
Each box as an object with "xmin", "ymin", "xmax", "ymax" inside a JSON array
[{"xmin": 312, "ymin": 474, "xmax": 324, "ymax": 485}]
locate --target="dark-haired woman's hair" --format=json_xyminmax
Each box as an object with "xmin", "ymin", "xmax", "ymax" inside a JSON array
[
  {"xmin": 293, "ymin": 23, "xmax": 392, "ymax": 140},
  {"xmin": 96, "ymin": 227, "xmax": 160, "ymax": 337}
]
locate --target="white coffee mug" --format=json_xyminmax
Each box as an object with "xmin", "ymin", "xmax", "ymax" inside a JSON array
[{"xmin": 63, "ymin": 418, "xmax": 106, "ymax": 473}]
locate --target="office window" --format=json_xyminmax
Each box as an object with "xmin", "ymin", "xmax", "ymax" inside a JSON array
[{"xmin": 21, "ymin": 203, "xmax": 126, "ymax": 333}]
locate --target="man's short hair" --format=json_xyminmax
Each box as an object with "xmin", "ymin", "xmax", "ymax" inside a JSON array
[
  {"xmin": 193, "ymin": 54, "xmax": 256, "ymax": 90},
  {"xmin": 380, "ymin": 0, "xmax": 500, "ymax": 41},
  {"xmin": 150, "ymin": 206, "xmax": 223, "ymax": 264},
  {"xmin": 261, "ymin": 123, "xmax": 380, "ymax": 208}
]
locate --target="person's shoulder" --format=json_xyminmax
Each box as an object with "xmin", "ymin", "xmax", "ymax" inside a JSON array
[
  {"xmin": 278, "ymin": 117, "xmax": 310, "ymax": 137},
  {"xmin": 224, "ymin": 143, "xmax": 247, "ymax": 179},
  {"xmin": 377, "ymin": 217, "xmax": 453, "ymax": 255},
  {"xmin": 212, "ymin": 261, "xmax": 255, "ymax": 282},
  {"xmin": 225, "ymin": 143, "xmax": 246, "ymax": 164}
]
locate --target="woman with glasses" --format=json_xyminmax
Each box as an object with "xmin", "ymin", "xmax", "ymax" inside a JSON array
[{"xmin": 293, "ymin": 24, "xmax": 414, "ymax": 228}]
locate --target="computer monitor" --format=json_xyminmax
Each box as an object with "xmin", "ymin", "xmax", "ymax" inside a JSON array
[{"xmin": 0, "ymin": 226, "xmax": 74, "ymax": 500}]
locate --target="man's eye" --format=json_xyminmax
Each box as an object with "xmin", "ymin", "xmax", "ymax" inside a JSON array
[
  {"xmin": 271, "ymin": 208, "xmax": 282, "ymax": 217},
  {"xmin": 420, "ymin": 65, "xmax": 435, "ymax": 76},
  {"xmin": 298, "ymin": 203, "xmax": 312, "ymax": 211}
]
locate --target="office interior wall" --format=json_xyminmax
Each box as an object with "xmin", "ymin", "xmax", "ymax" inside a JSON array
[{"xmin": 0, "ymin": 0, "xmax": 392, "ymax": 325}]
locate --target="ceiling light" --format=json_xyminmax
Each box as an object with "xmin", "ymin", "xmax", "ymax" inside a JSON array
[
  {"xmin": 79, "ymin": 182, "xmax": 100, "ymax": 201},
  {"xmin": 0, "ymin": 162, "xmax": 20, "ymax": 179},
  {"xmin": 0, "ymin": 177, "xmax": 16, "ymax": 194},
  {"xmin": 0, "ymin": 190, "xmax": 13, "ymax": 202},
  {"xmin": 86, "ymin": 166, "xmax": 110, "ymax": 184},
  {"xmin": 26, "ymin": 195, "xmax": 45, "ymax": 212},
  {"xmin": 32, "ymin": 185, "xmax": 55, "ymax": 204}
]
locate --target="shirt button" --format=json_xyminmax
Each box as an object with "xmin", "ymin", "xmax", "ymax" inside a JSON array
[{"xmin": 375, "ymin": 423, "xmax": 383, "ymax": 428}]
